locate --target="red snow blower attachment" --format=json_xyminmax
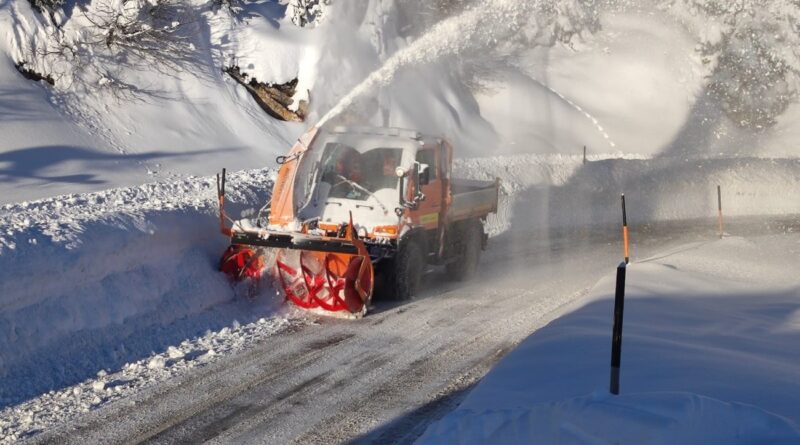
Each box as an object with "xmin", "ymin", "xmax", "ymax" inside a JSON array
[
  {"xmin": 272, "ymin": 222, "xmax": 373, "ymax": 316},
  {"xmin": 215, "ymin": 160, "xmax": 374, "ymax": 318}
]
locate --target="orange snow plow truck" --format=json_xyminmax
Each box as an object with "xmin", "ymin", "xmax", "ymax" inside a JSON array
[{"xmin": 217, "ymin": 126, "xmax": 499, "ymax": 318}]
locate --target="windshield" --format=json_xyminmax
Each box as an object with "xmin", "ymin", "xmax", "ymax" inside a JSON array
[
  {"xmin": 319, "ymin": 143, "xmax": 402, "ymax": 201},
  {"xmin": 293, "ymin": 130, "xmax": 418, "ymax": 217}
]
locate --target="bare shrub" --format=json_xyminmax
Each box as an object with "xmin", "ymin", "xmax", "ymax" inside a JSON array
[
  {"xmin": 28, "ymin": 0, "xmax": 65, "ymax": 14},
  {"xmin": 79, "ymin": 0, "xmax": 197, "ymax": 73},
  {"xmin": 28, "ymin": 0, "xmax": 198, "ymax": 98}
]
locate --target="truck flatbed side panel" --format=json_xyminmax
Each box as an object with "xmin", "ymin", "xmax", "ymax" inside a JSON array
[
  {"xmin": 450, "ymin": 178, "xmax": 497, "ymax": 195},
  {"xmin": 447, "ymin": 179, "xmax": 499, "ymax": 221}
]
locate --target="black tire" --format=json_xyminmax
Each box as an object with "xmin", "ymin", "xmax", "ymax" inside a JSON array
[
  {"xmin": 445, "ymin": 219, "xmax": 482, "ymax": 281},
  {"xmin": 389, "ymin": 239, "xmax": 424, "ymax": 300}
]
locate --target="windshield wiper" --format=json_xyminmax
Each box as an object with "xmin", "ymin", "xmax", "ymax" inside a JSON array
[
  {"xmin": 306, "ymin": 160, "xmax": 323, "ymax": 206},
  {"xmin": 335, "ymin": 175, "xmax": 390, "ymax": 215}
]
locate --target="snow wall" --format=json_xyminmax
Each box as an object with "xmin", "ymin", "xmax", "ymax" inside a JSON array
[{"xmin": 0, "ymin": 170, "xmax": 275, "ymax": 406}]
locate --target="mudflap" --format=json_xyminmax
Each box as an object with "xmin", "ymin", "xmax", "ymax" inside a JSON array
[{"xmin": 274, "ymin": 237, "xmax": 374, "ymax": 318}]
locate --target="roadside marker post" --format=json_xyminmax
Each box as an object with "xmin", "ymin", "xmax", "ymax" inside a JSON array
[
  {"xmin": 583, "ymin": 145, "xmax": 587, "ymax": 164},
  {"xmin": 717, "ymin": 185, "xmax": 724, "ymax": 239},
  {"xmin": 621, "ymin": 194, "xmax": 629, "ymax": 264},
  {"xmin": 610, "ymin": 261, "xmax": 627, "ymax": 395}
]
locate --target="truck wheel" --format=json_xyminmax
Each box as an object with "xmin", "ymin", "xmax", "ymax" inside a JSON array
[
  {"xmin": 446, "ymin": 220, "xmax": 482, "ymax": 281},
  {"xmin": 392, "ymin": 240, "xmax": 424, "ymax": 300}
]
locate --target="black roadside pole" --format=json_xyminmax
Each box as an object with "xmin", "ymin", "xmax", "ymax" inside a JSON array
[
  {"xmin": 609, "ymin": 261, "xmax": 627, "ymax": 395},
  {"xmin": 610, "ymin": 193, "xmax": 629, "ymax": 395}
]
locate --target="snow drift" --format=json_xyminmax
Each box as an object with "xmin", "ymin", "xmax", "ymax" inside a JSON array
[
  {"xmin": 459, "ymin": 154, "xmax": 800, "ymax": 235},
  {"xmin": 418, "ymin": 234, "xmax": 800, "ymax": 443},
  {"xmin": 417, "ymin": 392, "xmax": 800, "ymax": 445}
]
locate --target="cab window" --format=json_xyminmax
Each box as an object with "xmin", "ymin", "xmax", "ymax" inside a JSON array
[{"xmin": 415, "ymin": 149, "xmax": 438, "ymax": 180}]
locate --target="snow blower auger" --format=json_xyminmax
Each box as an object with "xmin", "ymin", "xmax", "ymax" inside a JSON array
[{"xmin": 217, "ymin": 125, "xmax": 499, "ymax": 318}]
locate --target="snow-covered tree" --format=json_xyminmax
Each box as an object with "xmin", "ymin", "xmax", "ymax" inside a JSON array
[{"xmin": 666, "ymin": 0, "xmax": 800, "ymax": 129}]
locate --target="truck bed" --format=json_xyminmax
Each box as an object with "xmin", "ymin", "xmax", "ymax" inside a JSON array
[{"xmin": 447, "ymin": 178, "xmax": 499, "ymax": 221}]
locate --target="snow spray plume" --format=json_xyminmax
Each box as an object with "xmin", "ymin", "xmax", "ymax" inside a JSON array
[{"xmin": 317, "ymin": 0, "xmax": 599, "ymax": 127}]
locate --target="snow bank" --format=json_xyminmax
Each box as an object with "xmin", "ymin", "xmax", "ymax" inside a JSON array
[
  {"xmin": 418, "ymin": 392, "xmax": 800, "ymax": 445},
  {"xmin": 0, "ymin": 168, "xmax": 280, "ymax": 407},
  {"xmin": 455, "ymin": 153, "xmax": 800, "ymax": 235},
  {"xmin": 418, "ymin": 234, "xmax": 800, "ymax": 443}
]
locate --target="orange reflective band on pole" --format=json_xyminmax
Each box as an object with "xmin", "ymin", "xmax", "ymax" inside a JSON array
[
  {"xmin": 717, "ymin": 185, "xmax": 723, "ymax": 239},
  {"xmin": 623, "ymin": 225, "xmax": 630, "ymax": 264},
  {"xmin": 621, "ymin": 194, "xmax": 629, "ymax": 264}
]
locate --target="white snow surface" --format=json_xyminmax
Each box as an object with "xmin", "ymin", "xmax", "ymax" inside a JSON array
[
  {"xmin": 417, "ymin": 234, "xmax": 800, "ymax": 444},
  {"xmin": 457, "ymin": 153, "xmax": 800, "ymax": 236},
  {"xmin": 1, "ymin": 0, "xmax": 800, "ymax": 442},
  {"xmin": 0, "ymin": 168, "xmax": 280, "ymax": 405},
  {"xmin": 1, "ymin": 152, "xmax": 799, "ymax": 442},
  {"xmin": 0, "ymin": 167, "xmax": 319, "ymax": 442}
]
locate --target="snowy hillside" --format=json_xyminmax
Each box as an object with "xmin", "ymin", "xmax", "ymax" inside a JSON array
[{"xmin": 3, "ymin": 0, "xmax": 799, "ymax": 203}]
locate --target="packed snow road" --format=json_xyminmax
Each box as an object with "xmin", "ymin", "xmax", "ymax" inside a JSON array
[{"xmin": 24, "ymin": 217, "xmax": 795, "ymax": 445}]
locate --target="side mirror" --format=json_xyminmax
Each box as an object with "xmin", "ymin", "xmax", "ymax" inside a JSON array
[{"xmin": 418, "ymin": 163, "xmax": 430, "ymax": 186}]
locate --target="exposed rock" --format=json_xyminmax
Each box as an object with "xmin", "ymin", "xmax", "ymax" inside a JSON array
[
  {"xmin": 14, "ymin": 62, "xmax": 54, "ymax": 86},
  {"xmin": 224, "ymin": 66, "xmax": 308, "ymax": 122}
]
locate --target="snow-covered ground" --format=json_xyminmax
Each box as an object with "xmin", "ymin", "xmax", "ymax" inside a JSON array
[
  {"xmin": 1, "ymin": 151, "xmax": 799, "ymax": 442},
  {"xmin": 0, "ymin": 168, "xmax": 281, "ymax": 408},
  {"xmin": 418, "ymin": 233, "xmax": 800, "ymax": 444},
  {"xmin": 2, "ymin": 0, "xmax": 800, "ymax": 442}
]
